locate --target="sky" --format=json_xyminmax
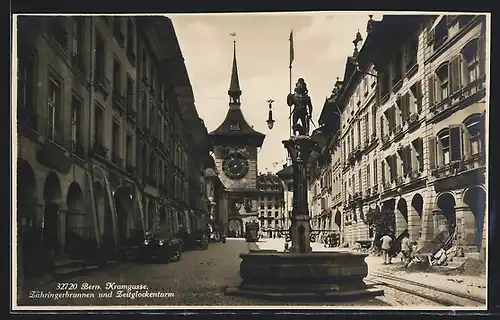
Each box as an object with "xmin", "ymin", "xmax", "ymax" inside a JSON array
[{"xmin": 170, "ymin": 12, "xmax": 383, "ymax": 174}]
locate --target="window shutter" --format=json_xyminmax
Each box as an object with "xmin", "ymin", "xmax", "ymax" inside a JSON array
[
  {"xmin": 380, "ymin": 116, "xmax": 384, "ymax": 136},
  {"xmin": 462, "ymin": 124, "xmax": 471, "ymax": 159},
  {"xmin": 449, "ymin": 55, "xmax": 462, "ymax": 94},
  {"xmin": 427, "ymin": 75, "xmax": 436, "ymax": 107},
  {"xmin": 478, "ymin": 34, "xmax": 485, "ymax": 78},
  {"xmin": 381, "ymin": 160, "xmax": 386, "ymax": 183},
  {"xmin": 449, "ymin": 125, "xmax": 463, "ymax": 162},
  {"xmin": 428, "ymin": 136, "xmax": 436, "ymax": 170},
  {"xmin": 404, "ymin": 93, "xmax": 410, "ymax": 121},
  {"xmin": 415, "ymin": 81, "xmax": 423, "ymax": 112}
]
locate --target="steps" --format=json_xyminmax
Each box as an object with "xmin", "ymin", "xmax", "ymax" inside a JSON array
[{"xmin": 53, "ymin": 256, "xmax": 99, "ymax": 279}]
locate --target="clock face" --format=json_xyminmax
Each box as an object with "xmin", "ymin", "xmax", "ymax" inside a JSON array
[{"xmin": 222, "ymin": 152, "xmax": 249, "ymax": 180}]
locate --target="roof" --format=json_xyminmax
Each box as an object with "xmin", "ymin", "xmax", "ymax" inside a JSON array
[
  {"xmin": 209, "ymin": 40, "xmax": 265, "ymax": 147},
  {"xmin": 257, "ymin": 173, "xmax": 283, "ymax": 186}
]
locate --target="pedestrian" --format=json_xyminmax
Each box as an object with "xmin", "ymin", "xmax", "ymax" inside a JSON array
[
  {"xmin": 380, "ymin": 234, "xmax": 393, "ymax": 265},
  {"xmin": 400, "ymin": 231, "xmax": 412, "ymax": 267}
]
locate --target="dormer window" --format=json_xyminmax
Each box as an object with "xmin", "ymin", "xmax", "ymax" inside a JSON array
[{"xmin": 230, "ymin": 121, "xmax": 240, "ymax": 131}]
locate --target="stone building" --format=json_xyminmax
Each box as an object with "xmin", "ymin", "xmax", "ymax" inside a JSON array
[
  {"xmin": 208, "ymin": 41, "xmax": 266, "ymax": 237},
  {"xmin": 320, "ymin": 14, "xmax": 487, "ymax": 257},
  {"xmin": 276, "ymin": 164, "xmax": 293, "ymax": 235},
  {"xmin": 256, "ymin": 173, "xmax": 285, "ymax": 238},
  {"xmin": 15, "ymin": 15, "xmax": 210, "ymax": 278}
]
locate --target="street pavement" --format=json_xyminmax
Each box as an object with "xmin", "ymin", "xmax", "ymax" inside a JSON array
[{"xmin": 17, "ymin": 238, "xmax": 389, "ymax": 308}]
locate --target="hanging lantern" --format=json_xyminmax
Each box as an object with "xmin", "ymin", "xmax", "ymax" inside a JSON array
[{"xmin": 266, "ymin": 99, "xmax": 275, "ymax": 130}]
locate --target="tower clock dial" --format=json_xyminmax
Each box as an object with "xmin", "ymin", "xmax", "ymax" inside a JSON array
[{"xmin": 222, "ymin": 152, "xmax": 249, "ymax": 180}]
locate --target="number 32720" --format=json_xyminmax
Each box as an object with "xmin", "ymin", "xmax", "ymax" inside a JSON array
[{"xmin": 56, "ymin": 283, "xmax": 78, "ymax": 290}]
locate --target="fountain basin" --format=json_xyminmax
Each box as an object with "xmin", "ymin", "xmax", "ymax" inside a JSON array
[{"xmin": 225, "ymin": 251, "xmax": 384, "ymax": 301}]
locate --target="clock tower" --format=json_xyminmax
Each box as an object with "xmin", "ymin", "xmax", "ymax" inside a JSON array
[{"xmin": 209, "ymin": 40, "xmax": 265, "ymax": 237}]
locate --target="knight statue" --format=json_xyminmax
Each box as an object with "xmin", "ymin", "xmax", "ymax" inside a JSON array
[{"xmin": 287, "ymin": 78, "xmax": 313, "ymax": 136}]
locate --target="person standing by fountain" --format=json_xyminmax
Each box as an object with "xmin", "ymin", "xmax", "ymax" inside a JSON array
[{"xmin": 380, "ymin": 234, "xmax": 393, "ymax": 265}]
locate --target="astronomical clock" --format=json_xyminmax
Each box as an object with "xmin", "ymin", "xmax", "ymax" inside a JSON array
[{"xmin": 222, "ymin": 151, "xmax": 249, "ymax": 180}]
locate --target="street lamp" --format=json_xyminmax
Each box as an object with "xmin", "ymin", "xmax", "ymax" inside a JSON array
[{"xmin": 266, "ymin": 99, "xmax": 275, "ymax": 130}]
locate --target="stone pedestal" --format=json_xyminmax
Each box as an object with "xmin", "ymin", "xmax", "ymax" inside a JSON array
[{"xmin": 289, "ymin": 214, "xmax": 312, "ymax": 254}]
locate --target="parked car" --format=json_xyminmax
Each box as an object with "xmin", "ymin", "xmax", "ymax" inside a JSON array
[{"xmin": 141, "ymin": 231, "xmax": 182, "ymax": 262}]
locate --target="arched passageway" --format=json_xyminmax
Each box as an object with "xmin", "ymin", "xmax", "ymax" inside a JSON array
[
  {"xmin": 463, "ymin": 187, "xmax": 486, "ymax": 248},
  {"xmin": 147, "ymin": 200, "xmax": 156, "ymax": 232},
  {"xmin": 17, "ymin": 159, "xmax": 40, "ymax": 276},
  {"xmin": 114, "ymin": 186, "xmax": 133, "ymax": 244},
  {"xmin": 396, "ymin": 198, "xmax": 409, "ymax": 239},
  {"xmin": 65, "ymin": 182, "xmax": 86, "ymax": 258},
  {"xmin": 43, "ymin": 172, "xmax": 62, "ymax": 256},
  {"xmin": 228, "ymin": 218, "xmax": 243, "ymax": 238},
  {"xmin": 436, "ymin": 193, "xmax": 457, "ymax": 236},
  {"xmin": 410, "ymin": 194, "xmax": 424, "ymax": 241}
]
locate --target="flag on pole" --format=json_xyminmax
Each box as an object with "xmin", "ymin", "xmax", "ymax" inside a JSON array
[{"xmin": 289, "ymin": 30, "xmax": 294, "ymax": 68}]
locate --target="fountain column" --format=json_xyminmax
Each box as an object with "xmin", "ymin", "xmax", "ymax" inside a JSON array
[{"xmin": 283, "ymin": 135, "xmax": 317, "ymax": 254}]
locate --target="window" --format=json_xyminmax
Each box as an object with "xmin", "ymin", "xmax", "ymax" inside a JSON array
[
  {"xmin": 357, "ymin": 169, "xmax": 362, "ymax": 192},
  {"xmin": 113, "ymin": 58, "xmax": 122, "ymax": 100},
  {"xmin": 275, "ymin": 211, "xmax": 279, "ymax": 218},
  {"xmin": 373, "ymin": 159, "xmax": 378, "ymax": 184},
  {"xmin": 112, "ymin": 120, "xmax": 120, "ymax": 161},
  {"xmin": 149, "ymin": 104, "xmax": 155, "ymax": 135},
  {"xmin": 267, "ymin": 202, "xmax": 272, "ymax": 209},
  {"xmin": 126, "ymin": 134, "xmax": 132, "ymax": 165},
  {"xmin": 126, "ymin": 19, "xmax": 135, "ymax": 55},
  {"xmin": 95, "ymin": 32, "xmax": 105, "ymax": 80},
  {"xmin": 400, "ymin": 145, "xmax": 412, "ymax": 176},
  {"xmin": 410, "ymin": 81, "xmax": 422, "ymax": 113},
  {"xmin": 357, "ymin": 120, "xmax": 361, "ymax": 146},
  {"xmin": 399, "ymin": 93, "xmax": 411, "ymax": 123},
  {"xmin": 71, "ymin": 18, "xmax": 84, "ymax": 67},
  {"xmin": 385, "ymin": 107, "xmax": 396, "ymax": 132},
  {"xmin": 126, "ymin": 76, "xmax": 134, "ymax": 112},
  {"xmin": 17, "ymin": 53, "xmax": 36, "ymax": 118},
  {"xmin": 71, "ymin": 94, "xmax": 83, "ymax": 154},
  {"xmin": 230, "ymin": 121, "xmax": 240, "ymax": 131},
  {"xmin": 381, "ymin": 160, "xmax": 386, "ymax": 183},
  {"xmin": 380, "ymin": 69, "xmax": 390, "ymax": 98},
  {"xmin": 437, "ymin": 63, "xmax": 450, "ymax": 101},
  {"xmin": 388, "ymin": 155, "xmax": 397, "ymax": 181},
  {"xmin": 437, "ymin": 126, "xmax": 463, "ymax": 165},
  {"xmin": 47, "ymin": 77, "xmax": 62, "ymax": 144},
  {"xmin": 412, "ymin": 138, "xmax": 424, "ymax": 172},
  {"xmin": 363, "ymin": 77, "xmax": 369, "ymax": 95},
  {"xmin": 142, "ymin": 48, "xmax": 147, "ymax": 81},
  {"xmin": 405, "ymin": 35, "xmax": 418, "ymax": 71},
  {"xmin": 433, "ymin": 17, "xmax": 448, "ymax": 49},
  {"xmin": 274, "ymin": 201, "xmax": 279, "ymax": 209},
  {"xmin": 267, "ymin": 211, "xmax": 272, "ymax": 217},
  {"xmin": 461, "ymin": 39, "xmax": 480, "ymax": 85},
  {"xmin": 48, "ymin": 17, "xmax": 68, "ymax": 50},
  {"xmin": 260, "ymin": 202, "xmax": 264, "ymax": 210},
  {"xmin": 366, "ymin": 164, "xmax": 371, "ymax": 188},
  {"xmin": 380, "ymin": 115, "xmax": 384, "ymax": 137},
  {"xmin": 94, "ymin": 104, "xmax": 104, "ymax": 147},
  {"xmin": 392, "ymin": 52, "xmax": 403, "ymax": 85},
  {"xmin": 464, "ymin": 114, "xmax": 484, "ymax": 157},
  {"xmin": 364, "ymin": 113, "xmax": 369, "ymax": 142}
]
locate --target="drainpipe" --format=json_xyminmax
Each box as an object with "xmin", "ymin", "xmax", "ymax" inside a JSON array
[{"xmin": 86, "ymin": 16, "xmax": 101, "ymax": 250}]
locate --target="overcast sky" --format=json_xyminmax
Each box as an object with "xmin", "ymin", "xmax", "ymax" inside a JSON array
[{"xmin": 170, "ymin": 12, "xmax": 382, "ymax": 174}]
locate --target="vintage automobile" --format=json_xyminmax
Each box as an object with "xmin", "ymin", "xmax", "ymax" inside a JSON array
[{"xmin": 141, "ymin": 231, "xmax": 182, "ymax": 262}]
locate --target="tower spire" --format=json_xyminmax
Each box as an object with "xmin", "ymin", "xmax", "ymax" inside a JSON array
[{"xmin": 228, "ymin": 34, "xmax": 242, "ymax": 105}]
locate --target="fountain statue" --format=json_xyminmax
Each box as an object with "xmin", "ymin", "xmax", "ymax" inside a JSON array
[{"xmin": 225, "ymin": 78, "xmax": 383, "ymax": 301}]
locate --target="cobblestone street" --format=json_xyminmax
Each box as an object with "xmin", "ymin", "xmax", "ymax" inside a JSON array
[{"xmin": 17, "ymin": 239, "xmax": 389, "ymax": 308}]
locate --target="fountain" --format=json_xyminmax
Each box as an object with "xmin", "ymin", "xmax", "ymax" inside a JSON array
[{"xmin": 224, "ymin": 78, "xmax": 384, "ymax": 301}]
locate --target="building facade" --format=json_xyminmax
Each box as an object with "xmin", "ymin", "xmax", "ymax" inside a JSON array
[
  {"xmin": 318, "ymin": 14, "xmax": 487, "ymax": 257},
  {"xmin": 208, "ymin": 41, "xmax": 266, "ymax": 237},
  {"xmin": 16, "ymin": 16, "xmax": 211, "ymax": 278},
  {"xmin": 256, "ymin": 173, "xmax": 285, "ymax": 238}
]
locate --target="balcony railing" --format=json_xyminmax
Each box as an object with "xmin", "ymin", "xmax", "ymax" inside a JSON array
[
  {"xmin": 112, "ymin": 154, "xmax": 124, "ymax": 167},
  {"xmin": 114, "ymin": 29, "xmax": 125, "ymax": 48},
  {"xmin": 95, "ymin": 73, "xmax": 111, "ymax": 97},
  {"xmin": 126, "ymin": 163, "xmax": 136, "ymax": 175},
  {"xmin": 48, "ymin": 19, "xmax": 68, "ymax": 51},
  {"xmin": 408, "ymin": 112, "xmax": 419, "ymax": 126},
  {"xmin": 464, "ymin": 152, "xmax": 486, "ymax": 170},
  {"xmin": 396, "ymin": 175, "xmax": 404, "ymax": 186},
  {"xmin": 127, "ymin": 49, "xmax": 136, "ymax": 67},
  {"xmin": 113, "ymin": 93, "xmax": 125, "ymax": 115},
  {"xmin": 372, "ymin": 184, "xmax": 378, "ymax": 195},
  {"xmin": 48, "ymin": 129, "xmax": 64, "ymax": 148},
  {"xmin": 71, "ymin": 141, "xmax": 85, "ymax": 159},
  {"xmin": 71, "ymin": 53, "xmax": 86, "ymax": 75},
  {"xmin": 18, "ymin": 109, "xmax": 38, "ymax": 132},
  {"xmin": 92, "ymin": 142, "xmax": 108, "ymax": 158},
  {"xmin": 409, "ymin": 169, "xmax": 422, "ymax": 180},
  {"xmin": 127, "ymin": 109, "xmax": 137, "ymax": 122}
]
